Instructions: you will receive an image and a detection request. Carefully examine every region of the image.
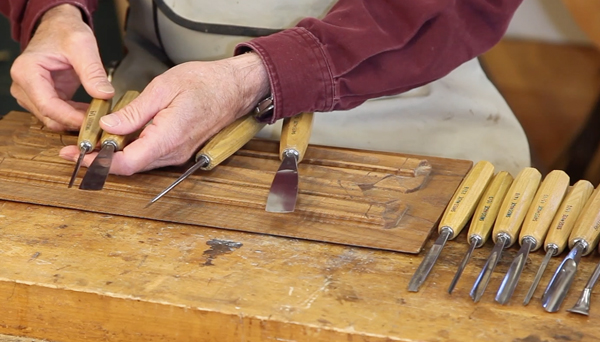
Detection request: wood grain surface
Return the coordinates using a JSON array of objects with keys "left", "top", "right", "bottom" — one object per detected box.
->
[{"left": 0, "top": 111, "right": 471, "bottom": 253}]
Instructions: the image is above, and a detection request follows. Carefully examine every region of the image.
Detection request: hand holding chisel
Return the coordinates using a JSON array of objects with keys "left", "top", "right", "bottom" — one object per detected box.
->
[
  {"left": 408, "top": 160, "right": 494, "bottom": 292},
  {"left": 523, "top": 179, "right": 594, "bottom": 305},
  {"left": 448, "top": 171, "right": 513, "bottom": 294},
  {"left": 470, "top": 167, "right": 541, "bottom": 302},
  {"left": 495, "top": 170, "right": 570, "bottom": 304}
]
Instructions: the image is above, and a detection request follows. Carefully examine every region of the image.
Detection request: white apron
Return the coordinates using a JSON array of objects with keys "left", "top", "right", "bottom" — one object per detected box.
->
[{"left": 113, "top": 0, "right": 531, "bottom": 176}]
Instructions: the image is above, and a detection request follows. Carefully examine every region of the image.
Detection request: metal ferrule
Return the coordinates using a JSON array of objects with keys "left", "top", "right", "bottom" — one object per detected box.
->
[
  {"left": 521, "top": 236, "right": 538, "bottom": 249},
  {"left": 469, "top": 235, "right": 484, "bottom": 248},
  {"left": 79, "top": 141, "right": 93, "bottom": 153},
  {"left": 440, "top": 226, "right": 455, "bottom": 239},
  {"left": 196, "top": 154, "right": 211, "bottom": 170},
  {"left": 546, "top": 243, "right": 560, "bottom": 256},
  {"left": 573, "top": 238, "right": 590, "bottom": 254},
  {"left": 102, "top": 140, "right": 119, "bottom": 150},
  {"left": 282, "top": 148, "right": 299, "bottom": 159},
  {"left": 497, "top": 232, "right": 512, "bottom": 247}
]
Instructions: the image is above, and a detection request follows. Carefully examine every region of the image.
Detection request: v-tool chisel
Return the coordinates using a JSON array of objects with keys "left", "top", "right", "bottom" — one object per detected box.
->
[
  {"left": 470, "top": 167, "right": 541, "bottom": 302},
  {"left": 523, "top": 179, "right": 594, "bottom": 305},
  {"left": 266, "top": 112, "right": 314, "bottom": 213},
  {"left": 495, "top": 170, "right": 570, "bottom": 304},
  {"left": 408, "top": 160, "right": 494, "bottom": 292},
  {"left": 146, "top": 114, "right": 267, "bottom": 207},
  {"left": 448, "top": 171, "right": 513, "bottom": 294},
  {"left": 79, "top": 90, "right": 140, "bottom": 190},
  {"left": 542, "top": 187, "right": 600, "bottom": 312}
]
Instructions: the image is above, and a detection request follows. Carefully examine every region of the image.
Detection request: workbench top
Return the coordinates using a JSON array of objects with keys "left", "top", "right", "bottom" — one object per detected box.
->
[{"left": 0, "top": 113, "right": 599, "bottom": 341}]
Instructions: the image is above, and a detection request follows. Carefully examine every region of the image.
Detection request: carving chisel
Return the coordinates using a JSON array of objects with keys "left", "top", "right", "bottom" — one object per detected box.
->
[
  {"left": 542, "top": 187, "right": 600, "bottom": 312},
  {"left": 78, "top": 90, "right": 140, "bottom": 190},
  {"left": 470, "top": 167, "right": 541, "bottom": 302},
  {"left": 265, "top": 112, "right": 314, "bottom": 213},
  {"left": 68, "top": 64, "right": 116, "bottom": 188},
  {"left": 495, "top": 170, "right": 570, "bottom": 304},
  {"left": 448, "top": 171, "right": 513, "bottom": 294},
  {"left": 146, "top": 114, "right": 267, "bottom": 207},
  {"left": 523, "top": 179, "right": 594, "bottom": 305},
  {"left": 408, "top": 160, "right": 494, "bottom": 292},
  {"left": 567, "top": 250, "right": 600, "bottom": 315}
]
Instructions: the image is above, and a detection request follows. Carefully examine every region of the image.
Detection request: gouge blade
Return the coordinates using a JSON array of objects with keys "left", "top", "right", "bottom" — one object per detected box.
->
[
  {"left": 408, "top": 228, "right": 451, "bottom": 292},
  {"left": 542, "top": 242, "right": 584, "bottom": 312},
  {"left": 495, "top": 237, "right": 535, "bottom": 304},
  {"left": 448, "top": 236, "right": 479, "bottom": 294},
  {"left": 265, "top": 150, "right": 298, "bottom": 213},
  {"left": 523, "top": 246, "right": 555, "bottom": 305},
  {"left": 470, "top": 234, "right": 509, "bottom": 302},
  {"left": 567, "top": 259, "right": 600, "bottom": 315}
]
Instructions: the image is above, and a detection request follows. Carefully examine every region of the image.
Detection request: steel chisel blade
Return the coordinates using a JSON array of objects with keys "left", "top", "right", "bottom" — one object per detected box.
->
[
  {"left": 79, "top": 145, "right": 115, "bottom": 190},
  {"left": 266, "top": 154, "right": 298, "bottom": 213}
]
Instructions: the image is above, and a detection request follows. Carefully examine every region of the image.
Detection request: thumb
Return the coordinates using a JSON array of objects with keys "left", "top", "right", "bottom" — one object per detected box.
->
[{"left": 71, "top": 50, "right": 115, "bottom": 99}]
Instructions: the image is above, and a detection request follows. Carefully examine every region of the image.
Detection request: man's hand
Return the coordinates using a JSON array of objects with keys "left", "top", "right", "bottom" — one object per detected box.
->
[
  {"left": 59, "top": 52, "right": 270, "bottom": 175},
  {"left": 10, "top": 4, "right": 114, "bottom": 131}
]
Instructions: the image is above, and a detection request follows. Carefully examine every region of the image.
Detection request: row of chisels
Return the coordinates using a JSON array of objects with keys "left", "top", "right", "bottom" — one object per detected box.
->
[
  {"left": 409, "top": 160, "right": 600, "bottom": 315},
  {"left": 68, "top": 83, "right": 314, "bottom": 212}
]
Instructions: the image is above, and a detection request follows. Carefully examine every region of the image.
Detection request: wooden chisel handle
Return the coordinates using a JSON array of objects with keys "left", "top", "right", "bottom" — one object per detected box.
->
[
  {"left": 197, "top": 114, "right": 267, "bottom": 171},
  {"left": 492, "top": 167, "right": 541, "bottom": 246},
  {"left": 519, "top": 170, "right": 570, "bottom": 251},
  {"left": 78, "top": 98, "right": 111, "bottom": 152},
  {"left": 99, "top": 90, "right": 141, "bottom": 151},
  {"left": 467, "top": 171, "right": 513, "bottom": 246},
  {"left": 279, "top": 112, "right": 314, "bottom": 163},
  {"left": 438, "top": 160, "right": 494, "bottom": 239},
  {"left": 569, "top": 187, "right": 600, "bottom": 256},
  {"left": 545, "top": 180, "right": 594, "bottom": 254}
]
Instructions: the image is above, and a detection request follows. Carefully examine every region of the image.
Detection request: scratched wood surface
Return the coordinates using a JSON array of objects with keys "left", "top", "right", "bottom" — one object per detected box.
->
[{"left": 0, "top": 111, "right": 472, "bottom": 253}]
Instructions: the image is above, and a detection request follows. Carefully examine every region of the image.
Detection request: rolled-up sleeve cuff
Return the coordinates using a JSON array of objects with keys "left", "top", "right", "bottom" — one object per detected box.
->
[
  {"left": 20, "top": 0, "right": 94, "bottom": 49},
  {"left": 235, "top": 27, "right": 334, "bottom": 123}
]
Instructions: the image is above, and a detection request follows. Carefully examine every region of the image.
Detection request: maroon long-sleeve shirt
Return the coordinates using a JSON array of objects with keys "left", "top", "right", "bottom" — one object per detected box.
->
[{"left": 0, "top": 0, "right": 521, "bottom": 123}]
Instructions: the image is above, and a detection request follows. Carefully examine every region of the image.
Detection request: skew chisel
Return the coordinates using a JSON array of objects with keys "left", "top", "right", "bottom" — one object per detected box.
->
[
  {"left": 408, "top": 160, "right": 494, "bottom": 292},
  {"left": 523, "top": 179, "right": 594, "bottom": 305},
  {"left": 470, "top": 167, "right": 541, "bottom": 302},
  {"left": 495, "top": 170, "right": 570, "bottom": 304},
  {"left": 542, "top": 187, "right": 600, "bottom": 312},
  {"left": 448, "top": 171, "right": 513, "bottom": 294}
]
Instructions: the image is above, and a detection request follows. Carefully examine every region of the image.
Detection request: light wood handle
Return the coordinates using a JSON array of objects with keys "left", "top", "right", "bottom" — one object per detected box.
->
[
  {"left": 99, "top": 90, "right": 140, "bottom": 151},
  {"left": 467, "top": 171, "right": 514, "bottom": 246},
  {"left": 197, "top": 114, "right": 266, "bottom": 171},
  {"left": 78, "top": 98, "right": 112, "bottom": 151},
  {"left": 492, "top": 167, "right": 541, "bottom": 246},
  {"left": 519, "top": 170, "right": 570, "bottom": 251},
  {"left": 545, "top": 179, "right": 594, "bottom": 254},
  {"left": 569, "top": 187, "right": 600, "bottom": 256},
  {"left": 279, "top": 112, "right": 314, "bottom": 163},
  {"left": 438, "top": 160, "right": 494, "bottom": 239}
]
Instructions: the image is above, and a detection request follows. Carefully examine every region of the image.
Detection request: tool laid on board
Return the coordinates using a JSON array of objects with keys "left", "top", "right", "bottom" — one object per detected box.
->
[
  {"left": 542, "top": 187, "right": 600, "bottom": 312},
  {"left": 523, "top": 179, "right": 594, "bottom": 305},
  {"left": 265, "top": 112, "right": 314, "bottom": 213},
  {"left": 408, "top": 160, "right": 494, "bottom": 292},
  {"left": 567, "top": 254, "right": 600, "bottom": 315},
  {"left": 495, "top": 170, "right": 570, "bottom": 304},
  {"left": 79, "top": 90, "right": 140, "bottom": 190},
  {"left": 470, "top": 167, "right": 541, "bottom": 302},
  {"left": 68, "top": 64, "right": 116, "bottom": 188},
  {"left": 146, "top": 114, "right": 267, "bottom": 207},
  {"left": 448, "top": 171, "right": 513, "bottom": 294}
]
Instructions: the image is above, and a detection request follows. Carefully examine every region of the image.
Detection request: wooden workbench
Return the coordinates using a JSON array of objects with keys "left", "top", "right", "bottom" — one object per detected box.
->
[{"left": 1, "top": 115, "right": 600, "bottom": 341}]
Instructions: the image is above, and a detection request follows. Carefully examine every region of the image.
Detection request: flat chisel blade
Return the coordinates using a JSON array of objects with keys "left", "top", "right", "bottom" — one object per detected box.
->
[
  {"left": 79, "top": 145, "right": 116, "bottom": 190},
  {"left": 266, "top": 153, "right": 299, "bottom": 213}
]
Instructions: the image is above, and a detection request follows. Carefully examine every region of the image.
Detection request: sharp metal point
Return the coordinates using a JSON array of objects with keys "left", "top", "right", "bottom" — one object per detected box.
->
[
  {"left": 523, "top": 247, "right": 555, "bottom": 305},
  {"left": 145, "top": 156, "right": 208, "bottom": 208},
  {"left": 68, "top": 148, "right": 86, "bottom": 188},
  {"left": 495, "top": 238, "right": 535, "bottom": 304},
  {"left": 470, "top": 234, "right": 509, "bottom": 302},
  {"left": 448, "top": 236, "right": 480, "bottom": 294},
  {"left": 408, "top": 228, "right": 452, "bottom": 292}
]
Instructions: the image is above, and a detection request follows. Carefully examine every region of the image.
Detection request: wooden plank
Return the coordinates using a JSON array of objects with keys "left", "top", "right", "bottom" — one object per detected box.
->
[{"left": 0, "top": 112, "right": 472, "bottom": 253}]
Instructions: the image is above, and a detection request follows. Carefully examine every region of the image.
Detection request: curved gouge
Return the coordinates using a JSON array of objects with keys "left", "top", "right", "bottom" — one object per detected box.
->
[
  {"left": 448, "top": 171, "right": 513, "bottom": 294},
  {"left": 146, "top": 114, "right": 267, "bottom": 207},
  {"left": 542, "top": 187, "right": 600, "bottom": 312},
  {"left": 567, "top": 248, "right": 600, "bottom": 315},
  {"left": 495, "top": 170, "right": 570, "bottom": 304},
  {"left": 79, "top": 91, "right": 140, "bottom": 190},
  {"left": 266, "top": 112, "right": 314, "bottom": 213},
  {"left": 470, "top": 167, "right": 541, "bottom": 302},
  {"left": 68, "top": 98, "right": 112, "bottom": 188},
  {"left": 523, "top": 179, "right": 593, "bottom": 305},
  {"left": 408, "top": 160, "right": 494, "bottom": 292}
]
